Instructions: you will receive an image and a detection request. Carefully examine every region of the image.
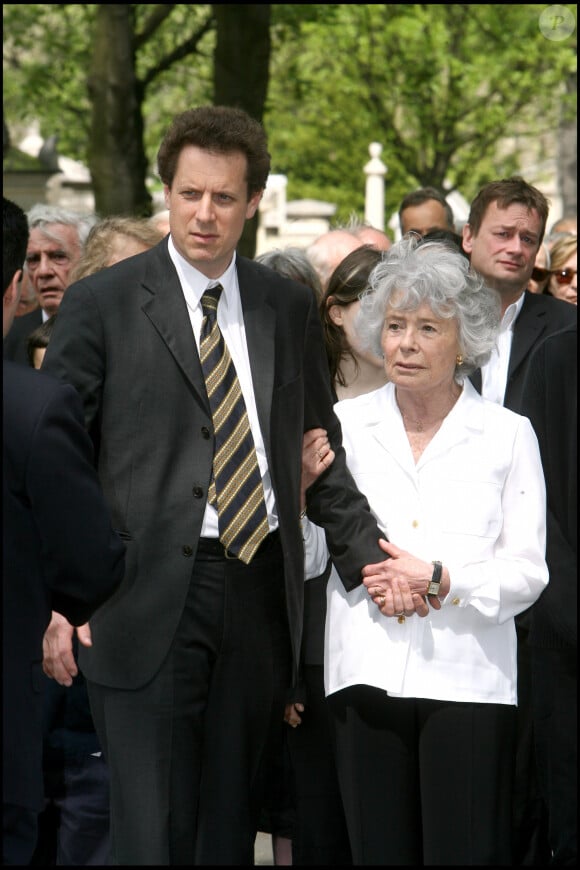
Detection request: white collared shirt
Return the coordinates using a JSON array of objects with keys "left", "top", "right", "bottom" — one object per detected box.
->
[
  {"left": 480, "top": 294, "right": 524, "bottom": 405},
  {"left": 303, "top": 380, "right": 548, "bottom": 705},
  {"left": 167, "top": 237, "right": 276, "bottom": 536}
]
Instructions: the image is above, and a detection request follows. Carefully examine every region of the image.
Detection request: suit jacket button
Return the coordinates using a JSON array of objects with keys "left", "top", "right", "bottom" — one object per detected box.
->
[
  {"left": 192, "top": 486, "right": 204, "bottom": 498},
  {"left": 182, "top": 545, "right": 193, "bottom": 557},
  {"left": 201, "top": 427, "right": 211, "bottom": 439}
]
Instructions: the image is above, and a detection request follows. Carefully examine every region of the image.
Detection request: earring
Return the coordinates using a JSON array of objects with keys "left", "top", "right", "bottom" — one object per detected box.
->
[{"left": 456, "top": 354, "right": 463, "bottom": 366}]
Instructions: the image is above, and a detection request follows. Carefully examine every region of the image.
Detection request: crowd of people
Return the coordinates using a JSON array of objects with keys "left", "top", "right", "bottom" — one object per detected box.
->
[{"left": 3, "top": 103, "right": 577, "bottom": 868}]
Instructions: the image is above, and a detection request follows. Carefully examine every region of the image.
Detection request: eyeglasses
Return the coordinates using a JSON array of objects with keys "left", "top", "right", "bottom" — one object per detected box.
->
[
  {"left": 551, "top": 268, "right": 576, "bottom": 285},
  {"left": 531, "top": 267, "right": 550, "bottom": 282}
]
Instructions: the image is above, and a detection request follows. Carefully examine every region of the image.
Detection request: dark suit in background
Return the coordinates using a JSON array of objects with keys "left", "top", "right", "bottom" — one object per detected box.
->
[
  {"left": 3, "top": 306, "right": 43, "bottom": 364},
  {"left": 520, "top": 324, "right": 577, "bottom": 866},
  {"left": 471, "top": 290, "right": 576, "bottom": 865},
  {"left": 470, "top": 290, "right": 576, "bottom": 413},
  {"left": 2, "top": 362, "right": 125, "bottom": 865}
]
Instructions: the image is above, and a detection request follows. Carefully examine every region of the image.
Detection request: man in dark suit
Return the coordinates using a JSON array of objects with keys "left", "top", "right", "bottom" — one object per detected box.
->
[
  {"left": 521, "top": 324, "right": 577, "bottom": 866},
  {"left": 462, "top": 177, "right": 577, "bottom": 414},
  {"left": 2, "top": 196, "right": 125, "bottom": 866},
  {"left": 462, "top": 177, "right": 577, "bottom": 865},
  {"left": 40, "top": 106, "right": 398, "bottom": 865},
  {"left": 3, "top": 203, "right": 95, "bottom": 365}
]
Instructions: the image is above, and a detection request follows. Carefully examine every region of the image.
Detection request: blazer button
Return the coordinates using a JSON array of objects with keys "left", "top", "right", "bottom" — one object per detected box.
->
[
  {"left": 182, "top": 545, "right": 193, "bottom": 557},
  {"left": 201, "top": 426, "right": 211, "bottom": 439},
  {"left": 192, "top": 486, "right": 204, "bottom": 498}
]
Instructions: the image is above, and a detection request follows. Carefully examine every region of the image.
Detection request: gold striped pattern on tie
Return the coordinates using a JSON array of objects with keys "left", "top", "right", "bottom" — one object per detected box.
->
[{"left": 200, "top": 285, "right": 269, "bottom": 564}]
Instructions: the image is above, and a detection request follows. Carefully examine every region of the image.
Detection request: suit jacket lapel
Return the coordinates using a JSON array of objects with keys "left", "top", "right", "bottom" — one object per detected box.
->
[
  {"left": 237, "top": 258, "right": 275, "bottom": 451},
  {"left": 469, "top": 292, "right": 545, "bottom": 396},
  {"left": 140, "top": 243, "right": 209, "bottom": 410},
  {"left": 508, "top": 293, "right": 546, "bottom": 379},
  {"left": 136, "top": 249, "right": 276, "bottom": 430}
]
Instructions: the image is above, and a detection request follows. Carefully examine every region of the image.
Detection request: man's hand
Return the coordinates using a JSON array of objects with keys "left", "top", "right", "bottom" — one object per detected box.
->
[
  {"left": 42, "top": 611, "right": 92, "bottom": 686},
  {"left": 284, "top": 702, "right": 304, "bottom": 728}
]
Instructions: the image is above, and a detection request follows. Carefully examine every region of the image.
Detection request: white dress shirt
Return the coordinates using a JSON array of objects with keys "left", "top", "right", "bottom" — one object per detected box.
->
[
  {"left": 480, "top": 294, "right": 524, "bottom": 405},
  {"left": 305, "top": 379, "right": 548, "bottom": 706},
  {"left": 167, "top": 238, "right": 277, "bottom": 536}
]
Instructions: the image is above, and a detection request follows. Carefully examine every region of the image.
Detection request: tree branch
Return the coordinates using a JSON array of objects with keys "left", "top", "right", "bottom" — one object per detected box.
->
[
  {"left": 134, "top": 5, "right": 177, "bottom": 50},
  {"left": 140, "top": 13, "right": 215, "bottom": 88}
]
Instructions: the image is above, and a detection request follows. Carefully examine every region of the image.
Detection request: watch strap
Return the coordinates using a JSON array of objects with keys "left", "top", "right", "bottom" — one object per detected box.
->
[{"left": 427, "top": 560, "right": 442, "bottom": 596}]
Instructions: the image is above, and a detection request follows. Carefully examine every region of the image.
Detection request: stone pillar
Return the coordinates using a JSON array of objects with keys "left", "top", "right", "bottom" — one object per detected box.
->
[{"left": 364, "top": 142, "right": 387, "bottom": 230}]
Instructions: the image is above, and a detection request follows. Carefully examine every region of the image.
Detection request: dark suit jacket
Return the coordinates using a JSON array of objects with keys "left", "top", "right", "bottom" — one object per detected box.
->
[
  {"left": 41, "top": 240, "right": 386, "bottom": 691},
  {"left": 3, "top": 307, "right": 43, "bottom": 365},
  {"left": 470, "top": 290, "right": 577, "bottom": 413},
  {"left": 2, "top": 361, "right": 125, "bottom": 813},
  {"left": 470, "top": 291, "right": 576, "bottom": 636},
  {"left": 520, "top": 324, "right": 577, "bottom": 649}
]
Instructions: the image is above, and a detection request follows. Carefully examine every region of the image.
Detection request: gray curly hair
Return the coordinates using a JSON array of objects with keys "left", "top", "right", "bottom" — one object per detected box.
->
[
  {"left": 26, "top": 203, "right": 97, "bottom": 248},
  {"left": 356, "top": 236, "right": 501, "bottom": 378}
]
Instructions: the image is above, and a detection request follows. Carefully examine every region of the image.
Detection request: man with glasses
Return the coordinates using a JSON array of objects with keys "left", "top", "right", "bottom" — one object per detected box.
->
[
  {"left": 3, "top": 204, "right": 95, "bottom": 365},
  {"left": 463, "top": 176, "right": 576, "bottom": 866}
]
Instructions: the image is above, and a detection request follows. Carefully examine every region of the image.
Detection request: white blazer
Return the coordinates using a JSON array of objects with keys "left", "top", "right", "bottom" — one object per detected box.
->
[{"left": 318, "top": 379, "right": 548, "bottom": 706}]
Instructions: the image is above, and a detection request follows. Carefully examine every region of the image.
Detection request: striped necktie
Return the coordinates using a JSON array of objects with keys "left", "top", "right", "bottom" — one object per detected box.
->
[{"left": 200, "top": 284, "right": 269, "bottom": 564}]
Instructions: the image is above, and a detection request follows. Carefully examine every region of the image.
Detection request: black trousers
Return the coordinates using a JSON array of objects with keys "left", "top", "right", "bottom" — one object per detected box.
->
[
  {"left": 88, "top": 536, "right": 291, "bottom": 865},
  {"left": 287, "top": 664, "right": 351, "bottom": 865},
  {"left": 531, "top": 645, "right": 577, "bottom": 866},
  {"left": 512, "top": 622, "right": 551, "bottom": 866},
  {"left": 2, "top": 803, "right": 38, "bottom": 866},
  {"left": 329, "top": 685, "right": 516, "bottom": 866}
]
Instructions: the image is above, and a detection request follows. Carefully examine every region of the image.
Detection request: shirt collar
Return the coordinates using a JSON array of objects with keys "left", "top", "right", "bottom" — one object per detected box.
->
[
  {"left": 167, "top": 236, "right": 237, "bottom": 310},
  {"left": 500, "top": 293, "right": 525, "bottom": 332}
]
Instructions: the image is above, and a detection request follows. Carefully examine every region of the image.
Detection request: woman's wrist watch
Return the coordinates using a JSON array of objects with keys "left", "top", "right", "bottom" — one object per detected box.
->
[{"left": 427, "top": 560, "right": 443, "bottom": 596}]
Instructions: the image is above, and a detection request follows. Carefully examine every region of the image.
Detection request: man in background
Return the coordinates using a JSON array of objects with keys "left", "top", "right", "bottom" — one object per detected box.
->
[
  {"left": 3, "top": 203, "right": 95, "bottom": 364},
  {"left": 2, "top": 196, "right": 124, "bottom": 865},
  {"left": 398, "top": 186, "right": 456, "bottom": 237},
  {"left": 462, "top": 176, "right": 577, "bottom": 865}
]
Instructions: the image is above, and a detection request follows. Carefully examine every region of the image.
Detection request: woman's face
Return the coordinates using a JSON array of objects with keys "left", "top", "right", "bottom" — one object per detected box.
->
[
  {"left": 381, "top": 297, "right": 461, "bottom": 395},
  {"left": 548, "top": 250, "right": 577, "bottom": 305},
  {"left": 106, "top": 233, "right": 152, "bottom": 266},
  {"left": 527, "top": 245, "right": 550, "bottom": 294},
  {"left": 328, "top": 298, "right": 383, "bottom": 369}
]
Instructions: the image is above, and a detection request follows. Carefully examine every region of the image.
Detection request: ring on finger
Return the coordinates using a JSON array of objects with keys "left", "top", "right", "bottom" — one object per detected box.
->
[{"left": 377, "top": 595, "right": 386, "bottom": 606}]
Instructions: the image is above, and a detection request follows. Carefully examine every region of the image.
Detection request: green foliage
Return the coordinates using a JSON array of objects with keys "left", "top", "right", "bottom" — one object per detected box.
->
[
  {"left": 265, "top": 4, "right": 577, "bottom": 223},
  {"left": 3, "top": 4, "right": 215, "bottom": 168},
  {"left": 3, "top": 3, "right": 577, "bottom": 223}
]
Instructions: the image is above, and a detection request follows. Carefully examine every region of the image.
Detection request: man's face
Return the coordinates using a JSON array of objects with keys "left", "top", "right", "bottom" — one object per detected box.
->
[
  {"left": 400, "top": 200, "right": 452, "bottom": 237},
  {"left": 462, "top": 201, "right": 542, "bottom": 301},
  {"left": 164, "top": 145, "right": 262, "bottom": 280},
  {"left": 25, "top": 224, "right": 82, "bottom": 315}
]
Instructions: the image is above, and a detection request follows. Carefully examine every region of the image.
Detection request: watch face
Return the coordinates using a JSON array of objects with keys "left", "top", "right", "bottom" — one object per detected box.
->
[{"left": 428, "top": 581, "right": 440, "bottom": 596}]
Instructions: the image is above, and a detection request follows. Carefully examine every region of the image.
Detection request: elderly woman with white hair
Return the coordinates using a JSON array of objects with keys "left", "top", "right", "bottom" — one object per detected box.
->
[{"left": 301, "top": 236, "right": 549, "bottom": 865}]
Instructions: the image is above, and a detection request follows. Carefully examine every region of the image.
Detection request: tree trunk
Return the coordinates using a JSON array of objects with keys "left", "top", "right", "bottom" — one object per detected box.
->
[
  {"left": 87, "top": 5, "right": 151, "bottom": 217},
  {"left": 212, "top": 4, "right": 271, "bottom": 258},
  {"left": 558, "top": 71, "right": 577, "bottom": 217}
]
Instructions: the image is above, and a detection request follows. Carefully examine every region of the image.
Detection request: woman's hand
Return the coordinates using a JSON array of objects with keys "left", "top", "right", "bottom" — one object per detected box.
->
[{"left": 362, "top": 539, "right": 445, "bottom": 618}]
